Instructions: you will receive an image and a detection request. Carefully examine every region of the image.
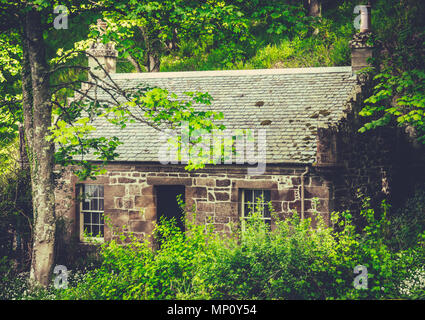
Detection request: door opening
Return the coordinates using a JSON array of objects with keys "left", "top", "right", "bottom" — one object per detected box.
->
[{"left": 155, "top": 185, "right": 185, "bottom": 231}]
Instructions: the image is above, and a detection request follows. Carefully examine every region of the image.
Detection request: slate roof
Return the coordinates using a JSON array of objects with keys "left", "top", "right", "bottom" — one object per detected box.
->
[{"left": 85, "top": 67, "right": 358, "bottom": 164}]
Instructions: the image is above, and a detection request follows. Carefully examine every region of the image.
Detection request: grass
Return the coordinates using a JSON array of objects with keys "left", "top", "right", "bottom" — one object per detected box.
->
[{"left": 160, "top": 30, "right": 351, "bottom": 72}]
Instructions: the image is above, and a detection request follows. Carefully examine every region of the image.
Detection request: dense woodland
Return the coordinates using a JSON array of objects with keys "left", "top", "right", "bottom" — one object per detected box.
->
[{"left": 0, "top": 0, "right": 425, "bottom": 300}]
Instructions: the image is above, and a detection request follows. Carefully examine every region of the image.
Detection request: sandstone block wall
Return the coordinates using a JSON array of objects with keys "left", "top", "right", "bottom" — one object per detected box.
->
[{"left": 55, "top": 164, "right": 332, "bottom": 243}]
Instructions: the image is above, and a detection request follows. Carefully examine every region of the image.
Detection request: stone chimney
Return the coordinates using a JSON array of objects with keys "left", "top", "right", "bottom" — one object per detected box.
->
[
  {"left": 86, "top": 19, "right": 118, "bottom": 80},
  {"left": 349, "top": 3, "right": 374, "bottom": 73}
]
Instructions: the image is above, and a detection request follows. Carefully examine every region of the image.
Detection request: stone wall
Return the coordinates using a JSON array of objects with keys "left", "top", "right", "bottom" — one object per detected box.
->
[
  {"left": 314, "top": 78, "right": 425, "bottom": 225},
  {"left": 55, "top": 163, "right": 332, "bottom": 243}
]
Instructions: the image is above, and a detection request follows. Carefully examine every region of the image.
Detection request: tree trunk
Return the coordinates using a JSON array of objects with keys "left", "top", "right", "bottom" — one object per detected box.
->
[
  {"left": 126, "top": 55, "right": 143, "bottom": 72},
  {"left": 147, "top": 52, "right": 160, "bottom": 72},
  {"left": 25, "top": 9, "right": 56, "bottom": 287},
  {"left": 167, "top": 28, "right": 179, "bottom": 52},
  {"left": 304, "top": 0, "right": 321, "bottom": 17},
  {"left": 139, "top": 25, "right": 161, "bottom": 72}
]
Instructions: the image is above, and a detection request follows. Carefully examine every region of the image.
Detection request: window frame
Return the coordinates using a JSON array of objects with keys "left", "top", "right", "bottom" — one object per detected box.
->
[
  {"left": 240, "top": 189, "right": 272, "bottom": 230},
  {"left": 78, "top": 184, "right": 105, "bottom": 243}
]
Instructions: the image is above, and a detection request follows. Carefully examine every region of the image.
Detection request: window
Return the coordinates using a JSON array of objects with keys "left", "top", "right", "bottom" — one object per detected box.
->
[
  {"left": 241, "top": 189, "right": 271, "bottom": 228},
  {"left": 79, "top": 184, "right": 104, "bottom": 241}
]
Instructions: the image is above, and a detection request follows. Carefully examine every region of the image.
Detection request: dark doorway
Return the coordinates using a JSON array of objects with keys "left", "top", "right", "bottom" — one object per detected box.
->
[{"left": 156, "top": 185, "right": 185, "bottom": 231}]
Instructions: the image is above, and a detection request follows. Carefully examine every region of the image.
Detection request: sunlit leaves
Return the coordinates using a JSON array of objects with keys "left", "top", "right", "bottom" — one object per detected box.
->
[
  {"left": 51, "top": 83, "right": 224, "bottom": 179},
  {"left": 359, "top": 69, "right": 425, "bottom": 141}
]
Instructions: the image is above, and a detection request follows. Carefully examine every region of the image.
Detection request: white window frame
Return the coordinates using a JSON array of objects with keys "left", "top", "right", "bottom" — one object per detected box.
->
[
  {"left": 79, "top": 184, "right": 105, "bottom": 243},
  {"left": 241, "top": 189, "right": 272, "bottom": 230}
]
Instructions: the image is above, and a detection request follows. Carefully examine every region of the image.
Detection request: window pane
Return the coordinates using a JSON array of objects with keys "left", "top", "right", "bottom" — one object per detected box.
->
[
  {"left": 254, "top": 190, "right": 263, "bottom": 203},
  {"left": 83, "top": 212, "right": 90, "bottom": 224},
  {"left": 264, "top": 205, "right": 271, "bottom": 218},
  {"left": 92, "top": 225, "right": 99, "bottom": 237},
  {"left": 244, "top": 203, "right": 251, "bottom": 217},
  {"left": 91, "top": 198, "right": 98, "bottom": 211},
  {"left": 244, "top": 190, "right": 252, "bottom": 203},
  {"left": 98, "top": 186, "right": 104, "bottom": 197},
  {"left": 264, "top": 190, "right": 271, "bottom": 202},
  {"left": 99, "top": 199, "right": 104, "bottom": 211},
  {"left": 100, "top": 225, "right": 104, "bottom": 237},
  {"left": 85, "top": 185, "right": 94, "bottom": 197},
  {"left": 84, "top": 224, "right": 92, "bottom": 236},
  {"left": 92, "top": 212, "right": 100, "bottom": 224},
  {"left": 93, "top": 185, "right": 99, "bottom": 197},
  {"left": 83, "top": 199, "right": 90, "bottom": 211}
]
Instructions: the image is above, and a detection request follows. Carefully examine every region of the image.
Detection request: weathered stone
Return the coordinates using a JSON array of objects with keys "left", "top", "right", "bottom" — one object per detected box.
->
[
  {"left": 118, "top": 177, "right": 137, "bottom": 184},
  {"left": 215, "top": 202, "right": 237, "bottom": 217},
  {"left": 233, "top": 180, "right": 277, "bottom": 189},
  {"left": 135, "top": 195, "right": 155, "bottom": 208},
  {"left": 114, "top": 197, "right": 123, "bottom": 209},
  {"left": 305, "top": 186, "right": 329, "bottom": 199},
  {"left": 215, "top": 216, "right": 229, "bottom": 224},
  {"left": 309, "top": 176, "right": 324, "bottom": 187},
  {"left": 288, "top": 200, "right": 301, "bottom": 212},
  {"left": 271, "top": 201, "right": 282, "bottom": 213},
  {"left": 197, "top": 201, "right": 215, "bottom": 213},
  {"left": 129, "top": 210, "right": 143, "bottom": 220},
  {"left": 141, "top": 186, "right": 154, "bottom": 195},
  {"left": 128, "top": 185, "right": 141, "bottom": 196},
  {"left": 195, "top": 178, "right": 215, "bottom": 187},
  {"left": 142, "top": 207, "right": 156, "bottom": 221},
  {"left": 208, "top": 192, "right": 215, "bottom": 202},
  {"left": 123, "top": 197, "right": 134, "bottom": 209},
  {"left": 190, "top": 187, "right": 207, "bottom": 199},
  {"left": 214, "top": 187, "right": 230, "bottom": 192},
  {"left": 106, "top": 210, "right": 129, "bottom": 228},
  {"left": 129, "top": 220, "right": 154, "bottom": 234},
  {"left": 279, "top": 189, "right": 295, "bottom": 201},
  {"left": 250, "top": 175, "right": 272, "bottom": 179},
  {"left": 291, "top": 177, "right": 301, "bottom": 185},
  {"left": 105, "top": 185, "right": 125, "bottom": 198},
  {"left": 147, "top": 177, "right": 192, "bottom": 185},
  {"left": 216, "top": 179, "right": 231, "bottom": 187},
  {"left": 215, "top": 192, "right": 230, "bottom": 201}
]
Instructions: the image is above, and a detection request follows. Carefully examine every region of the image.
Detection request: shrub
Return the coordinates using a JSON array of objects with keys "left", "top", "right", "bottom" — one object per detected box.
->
[
  {"left": 37, "top": 197, "right": 424, "bottom": 300},
  {"left": 388, "top": 184, "right": 425, "bottom": 251}
]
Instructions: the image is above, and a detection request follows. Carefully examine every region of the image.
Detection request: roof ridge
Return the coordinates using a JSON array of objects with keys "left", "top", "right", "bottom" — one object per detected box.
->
[{"left": 111, "top": 66, "right": 353, "bottom": 80}]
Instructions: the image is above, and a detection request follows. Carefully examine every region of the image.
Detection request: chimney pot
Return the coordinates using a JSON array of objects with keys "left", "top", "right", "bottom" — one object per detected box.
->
[
  {"left": 350, "top": 3, "right": 374, "bottom": 73},
  {"left": 360, "top": 4, "right": 372, "bottom": 33}
]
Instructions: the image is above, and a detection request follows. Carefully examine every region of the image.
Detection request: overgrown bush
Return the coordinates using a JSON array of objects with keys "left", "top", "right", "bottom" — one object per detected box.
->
[
  {"left": 0, "top": 143, "right": 33, "bottom": 300},
  {"left": 19, "top": 197, "right": 422, "bottom": 300},
  {"left": 388, "top": 184, "right": 425, "bottom": 251}
]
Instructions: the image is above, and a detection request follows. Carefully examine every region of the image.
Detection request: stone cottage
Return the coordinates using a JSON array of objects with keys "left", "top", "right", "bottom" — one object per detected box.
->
[{"left": 54, "top": 23, "right": 424, "bottom": 246}]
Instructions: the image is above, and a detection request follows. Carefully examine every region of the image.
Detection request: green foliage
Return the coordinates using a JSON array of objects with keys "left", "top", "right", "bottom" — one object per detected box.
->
[
  {"left": 357, "top": 0, "right": 425, "bottom": 140},
  {"left": 387, "top": 184, "right": 425, "bottom": 251},
  {"left": 51, "top": 210, "right": 218, "bottom": 300},
  {"left": 241, "top": 0, "right": 310, "bottom": 37},
  {"left": 0, "top": 32, "right": 22, "bottom": 149},
  {"left": 359, "top": 69, "right": 425, "bottom": 141},
  {"left": 96, "top": 0, "right": 252, "bottom": 71},
  {"left": 160, "top": 12, "right": 352, "bottom": 71},
  {"left": 49, "top": 85, "right": 224, "bottom": 179},
  {"left": 0, "top": 157, "right": 32, "bottom": 274},
  {"left": 17, "top": 197, "right": 424, "bottom": 300}
]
